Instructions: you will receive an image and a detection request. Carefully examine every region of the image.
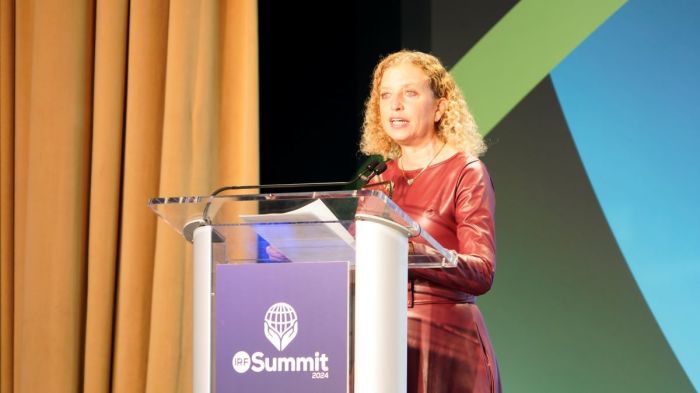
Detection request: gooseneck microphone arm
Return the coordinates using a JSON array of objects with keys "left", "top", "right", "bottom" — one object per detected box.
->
[
  {"left": 208, "top": 178, "right": 361, "bottom": 196},
  {"left": 196, "top": 160, "right": 387, "bottom": 230},
  {"left": 207, "top": 160, "right": 384, "bottom": 197}
]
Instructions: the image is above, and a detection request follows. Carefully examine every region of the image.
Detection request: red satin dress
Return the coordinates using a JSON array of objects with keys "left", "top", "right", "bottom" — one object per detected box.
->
[{"left": 373, "top": 152, "right": 501, "bottom": 393}]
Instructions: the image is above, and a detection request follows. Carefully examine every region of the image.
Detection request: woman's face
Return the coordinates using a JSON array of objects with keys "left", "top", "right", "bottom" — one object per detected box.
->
[{"left": 379, "top": 63, "right": 444, "bottom": 148}]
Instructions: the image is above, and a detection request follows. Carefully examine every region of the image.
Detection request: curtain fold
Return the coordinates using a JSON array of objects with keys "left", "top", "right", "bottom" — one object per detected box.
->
[
  {"left": 1, "top": 0, "right": 15, "bottom": 392},
  {"left": 13, "top": 1, "right": 94, "bottom": 391},
  {"left": 145, "top": 0, "right": 215, "bottom": 391},
  {"left": 82, "top": 0, "right": 129, "bottom": 392},
  {"left": 0, "top": 0, "right": 258, "bottom": 392},
  {"left": 218, "top": 0, "right": 259, "bottom": 261},
  {"left": 110, "top": 0, "right": 169, "bottom": 391}
]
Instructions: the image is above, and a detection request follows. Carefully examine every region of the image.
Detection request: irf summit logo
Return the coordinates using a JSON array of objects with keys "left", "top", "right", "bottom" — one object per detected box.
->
[{"left": 231, "top": 302, "right": 329, "bottom": 375}]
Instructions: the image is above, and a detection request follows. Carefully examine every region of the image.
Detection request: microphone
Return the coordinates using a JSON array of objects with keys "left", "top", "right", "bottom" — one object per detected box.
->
[
  {"left": 359, "top": 161, "right": 387, "bottom": 185},
  {"left": 183, "top": 159, "right": 388, "bottom": 241}
]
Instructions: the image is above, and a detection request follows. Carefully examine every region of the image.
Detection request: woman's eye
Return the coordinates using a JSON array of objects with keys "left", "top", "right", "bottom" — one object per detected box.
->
[
  {"left": 405, "top": 90, "right": 417, "bottom": 97},
  {"left": 380, "top": 92, "right": 390, "bottom": 99}
]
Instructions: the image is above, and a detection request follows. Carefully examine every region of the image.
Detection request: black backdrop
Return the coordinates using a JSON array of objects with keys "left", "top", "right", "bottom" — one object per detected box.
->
[
  {"left": 258, "top": 0, "right": 402, "bottom": 184},
  {"left": 258, "top": 0, "right": 517, "bottom": 184}
]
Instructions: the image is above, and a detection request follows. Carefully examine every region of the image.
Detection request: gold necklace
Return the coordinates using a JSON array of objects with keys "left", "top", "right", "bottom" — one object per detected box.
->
[{"left": 399, "top": 142, "right": 446, "bottom": 185}]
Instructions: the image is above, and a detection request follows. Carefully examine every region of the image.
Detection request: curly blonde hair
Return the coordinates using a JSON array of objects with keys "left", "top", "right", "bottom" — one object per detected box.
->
[{"left": 360, "top": 50, "right": 486, "bottom": 159}]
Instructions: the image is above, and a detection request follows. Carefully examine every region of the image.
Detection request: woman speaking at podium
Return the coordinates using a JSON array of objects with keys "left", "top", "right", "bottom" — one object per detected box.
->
[{"left": 361, "top": 50, "right": 501, "bottom": 393}]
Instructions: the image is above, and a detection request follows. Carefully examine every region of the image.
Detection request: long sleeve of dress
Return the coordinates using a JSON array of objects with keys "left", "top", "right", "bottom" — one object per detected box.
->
[{"left": 408, "top": 159, "right": 497, "bottom": 296}]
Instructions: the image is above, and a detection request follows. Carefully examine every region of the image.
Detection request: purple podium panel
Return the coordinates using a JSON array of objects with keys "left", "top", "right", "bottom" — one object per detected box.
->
[{"left": 215, "top": 262, "right": 349, "bottom": 393}]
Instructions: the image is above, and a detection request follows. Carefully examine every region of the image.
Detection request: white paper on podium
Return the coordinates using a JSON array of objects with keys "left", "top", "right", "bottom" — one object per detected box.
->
[{"left": 239, "top": 199, "right": 356, "bottom": 263}]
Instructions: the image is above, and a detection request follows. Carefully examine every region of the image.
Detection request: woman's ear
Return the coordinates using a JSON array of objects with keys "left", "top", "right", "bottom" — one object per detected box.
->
[{"left": 434, "top": 98, "right": 447, "bottom": 122}]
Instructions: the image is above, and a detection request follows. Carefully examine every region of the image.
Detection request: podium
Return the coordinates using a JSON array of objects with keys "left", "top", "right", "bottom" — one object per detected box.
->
[{"left": 149, "top": 189, "right": 457, "bottom": 393}]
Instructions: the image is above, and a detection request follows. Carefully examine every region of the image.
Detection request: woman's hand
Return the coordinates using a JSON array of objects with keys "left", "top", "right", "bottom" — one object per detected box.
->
[{"left": 266, "top": 245, "right": 290, "bottom": 262}]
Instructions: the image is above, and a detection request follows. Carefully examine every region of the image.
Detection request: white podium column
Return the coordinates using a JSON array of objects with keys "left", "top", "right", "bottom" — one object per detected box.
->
[
  {"left": 354, "top": 216, "right": 409, "bottom": 393},
  {"left": 193, "top": 226, "right": 213, "bottom": 393}
]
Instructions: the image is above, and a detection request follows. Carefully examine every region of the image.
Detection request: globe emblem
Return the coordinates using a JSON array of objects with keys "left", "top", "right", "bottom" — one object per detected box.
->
[{"left": 264, "top": 302, "right": 298, "bottom": 351}]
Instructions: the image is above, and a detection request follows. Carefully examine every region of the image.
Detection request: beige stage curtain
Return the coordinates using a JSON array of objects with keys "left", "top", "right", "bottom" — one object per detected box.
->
[{"left": 0, "top": 1, "right": 259, "bottom": 392}]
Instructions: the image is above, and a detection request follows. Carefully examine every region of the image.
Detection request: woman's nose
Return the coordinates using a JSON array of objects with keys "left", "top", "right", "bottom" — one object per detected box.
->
[{"left": 391, "top": 96, "right": 403, "bottom": 110}]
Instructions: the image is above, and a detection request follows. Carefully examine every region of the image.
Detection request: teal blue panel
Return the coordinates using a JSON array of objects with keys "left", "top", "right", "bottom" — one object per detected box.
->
[{"left": 551, "top": 0, "right": 700, "bottom": 390}]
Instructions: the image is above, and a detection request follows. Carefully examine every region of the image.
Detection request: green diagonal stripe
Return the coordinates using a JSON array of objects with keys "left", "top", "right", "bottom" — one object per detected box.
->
[{"left": 451, "top": 0, "right": 627, "bottom": 135}]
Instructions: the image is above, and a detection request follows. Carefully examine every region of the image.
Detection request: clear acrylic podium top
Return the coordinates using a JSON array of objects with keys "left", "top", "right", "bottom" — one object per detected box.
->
[{"left": 149, "top": 189, "right": 457, "bottom": 268}]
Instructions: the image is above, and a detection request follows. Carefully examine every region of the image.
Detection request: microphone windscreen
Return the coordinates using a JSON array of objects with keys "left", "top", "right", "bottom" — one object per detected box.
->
[{"left": 373, "top": 161, "right": 387, "bottom": 175}]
